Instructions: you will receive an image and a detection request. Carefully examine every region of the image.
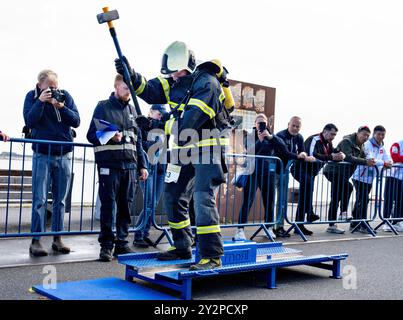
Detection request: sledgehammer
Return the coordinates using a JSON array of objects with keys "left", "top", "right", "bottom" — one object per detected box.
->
[{"left": 97, "top": 7, "right": 142, "bottom": 116}]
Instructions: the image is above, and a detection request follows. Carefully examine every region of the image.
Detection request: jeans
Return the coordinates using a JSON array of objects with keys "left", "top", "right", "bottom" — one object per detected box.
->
[
  {"left": 135, "top": 166, "right": 166, "bottom": 240},
  {"left": 238, "top": 171, "right": 276, "bottom": 225},
  {"left": 31, "top": 152, "right": 72, "bottom": 240},
  {"left": 275, "top": 173, "right": 287, "bottom": 228},
  {"left": 383, "top": 177, "right": 403, "bottom": 219}
]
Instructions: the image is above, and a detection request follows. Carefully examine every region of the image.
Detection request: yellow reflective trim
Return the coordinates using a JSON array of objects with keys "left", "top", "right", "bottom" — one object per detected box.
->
[
  {"left": 157, "top": 76, "right": 170, "bottom": 103},
  {"left": 197, "top": 225, "right": 221, "bottom": 235},
  {"left": 135, "top": 76, "right": 146, "bottom": 95},
  {"left": 164, "top": 118, "right": 175, "bottom": 135},
  {"left": 171, "top": 138, "right": 230, "bottom": 149},
  {"left": 168, "top": 101, "right": 185, "bottom": 111},
  {"left": 94, "top": 144, "right": 136, "bottom": 153},
  {"left": 188, "top": 98, "right": 216, "bottom": 119},
  {"left": 219, "top": 89, "right": 225, "bottom": 102},
  {"left": 169, "top": 219, "right": 191, "bottom": 230}
]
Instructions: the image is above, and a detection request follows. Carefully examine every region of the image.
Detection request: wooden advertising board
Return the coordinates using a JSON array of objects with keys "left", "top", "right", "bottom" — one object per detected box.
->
[{"left": 218, "top": 80, "right": 277, "bottom": 224}]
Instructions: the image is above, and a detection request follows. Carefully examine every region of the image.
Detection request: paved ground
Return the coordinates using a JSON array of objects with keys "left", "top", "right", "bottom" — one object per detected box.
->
[{"left": 0, "top": 224, "right": 402, "bottom": 300}]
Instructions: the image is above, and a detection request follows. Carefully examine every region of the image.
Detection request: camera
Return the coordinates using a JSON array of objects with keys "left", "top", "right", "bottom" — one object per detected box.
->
[
  {"left": 258, "top": 122, "right": 267, "bottom": 133},
  {"left": 50, "top": 88, "right": 66, "bottom": 103}
]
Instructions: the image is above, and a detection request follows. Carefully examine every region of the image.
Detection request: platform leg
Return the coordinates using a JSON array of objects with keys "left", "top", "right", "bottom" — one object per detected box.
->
[
  {"left": 250, "top": 225, "right": 263, "bottom": 241},
  {"left": 125, "top": 266, "right": 135, "bottom": 282},
  {"left": 266, "top": 268, "right": 277, "bottom": 289},
  {"left": 181, "top": 279, "right": 192, "bottom": 300},
  {"left": 330, "top": 260, "right": 342, "bottom": 279}
]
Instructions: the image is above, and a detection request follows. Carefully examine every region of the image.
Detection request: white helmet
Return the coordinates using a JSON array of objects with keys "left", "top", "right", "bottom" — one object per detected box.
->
[{"left": 161, "top": 41, "right": 196, "bottom": 76}]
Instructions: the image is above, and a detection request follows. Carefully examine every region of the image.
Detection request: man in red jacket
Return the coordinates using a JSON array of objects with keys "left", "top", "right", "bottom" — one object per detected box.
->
[{"left": 383, "top": 140, "right": 403, "bottom": 232}]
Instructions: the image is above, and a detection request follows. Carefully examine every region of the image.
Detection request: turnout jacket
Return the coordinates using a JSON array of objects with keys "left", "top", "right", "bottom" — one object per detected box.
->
[
  {"left": 132, "top": 70, "right": 227, "bottom": 151},
  {"left": 86, "top": 93, "right": 147, "bottom": 170},
  {"left": 23, "top": 86, "right": 80, "bottom": 155}
]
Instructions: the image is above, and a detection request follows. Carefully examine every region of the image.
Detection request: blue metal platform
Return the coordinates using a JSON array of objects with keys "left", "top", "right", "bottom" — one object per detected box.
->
[
  {"left": 119, "top": 241, "right": 348, "bottom": 300},
  {"left": 33, "top": 277, "right": 179, "bottom": 300},
  {"left": 33, "top": 241, "right": 347, "bottom": 300}
]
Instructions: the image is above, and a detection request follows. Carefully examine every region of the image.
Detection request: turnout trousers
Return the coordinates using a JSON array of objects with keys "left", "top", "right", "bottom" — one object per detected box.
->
[{"left": 164, "top": 159, "right": 226, "bottom": 259}]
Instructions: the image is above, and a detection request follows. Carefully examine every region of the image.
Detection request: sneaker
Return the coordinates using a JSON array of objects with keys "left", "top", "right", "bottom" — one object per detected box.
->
[
  {"left": 113, "top": 245, "right": 134, "bottom": 256},
  {"left": 266, "top": 227, "right": 276, "bottom": 240},
  {"left": 274, "top": 227, "right": 291, "bottom": 238},
  {"left": 133, "top": 239, "right": 149, "bottom": 248},
  {"left": 339, "top": 212, "right": 352, "bottom": 221},
  {"left": 143, "top": 237, "right": 156, "bottom": 247},
  {"left": 233, "top": 228, "right": 246, "bottom": 241},
  {"left": 156, "top": 247, "right": 192, "bottom": 261},
  {"left": 307, "top": 214, "right": 320, "bottom": 223},
  {"left": 99, "top": 248, "right": 113, "bottom": 262},
  {"left": 382, "top": 224, "right": 393, "bottom": 232},
  {"left": 326, "top": 225, "right": 345, "bottom": 234},
  {"left": 29, "top": 239, "right": 48, "bottom": 257},
  {"left": 189, "top": 258, "right": 222, "bottom": 271},
  {"left": 394, "top": 222, "right": 403, "bottom": 232},
  {"left": 295, "top": 225, "right": 313, "bottom": 236},
  {"left": 357, "top": 226, "right": 371, "bottom": 234}
]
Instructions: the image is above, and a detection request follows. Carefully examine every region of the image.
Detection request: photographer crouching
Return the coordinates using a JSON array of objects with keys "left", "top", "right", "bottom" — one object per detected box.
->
[{"left": 23, "top": 70, "right": 80, "bottom": 257}]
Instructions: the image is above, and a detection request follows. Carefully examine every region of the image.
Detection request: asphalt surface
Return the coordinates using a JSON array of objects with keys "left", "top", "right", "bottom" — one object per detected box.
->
[{"left": 0, "top": 234, "right": 402, "bottom": 300}]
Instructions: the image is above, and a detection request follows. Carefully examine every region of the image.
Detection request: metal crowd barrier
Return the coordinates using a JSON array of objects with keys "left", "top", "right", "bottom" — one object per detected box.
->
[
  {"left": 283, "top": 160, "right": 380, "bottom": 241},
  {"left": 374, "top": 164, "right": 403, "bottom": 234},
  {"left": 151, "top": 154, "right": 285, "bottom": 245},
  {"left": 0, "top": 138, "right": 150, "bottom": 238}
]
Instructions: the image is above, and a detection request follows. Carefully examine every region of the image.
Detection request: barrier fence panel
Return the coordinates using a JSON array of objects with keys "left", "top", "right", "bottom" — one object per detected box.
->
[
  {"left": 374, "top": 164, "right": 403, "bottom": 234},
  {"left": 0, "top": 138, "right": 150, "bottom": 239},
  {"left": 283, "top": 160, "right": 380, "bottom": 241},
  {"left": 151, "top": 154, "right": 285, "bottom": 245}
]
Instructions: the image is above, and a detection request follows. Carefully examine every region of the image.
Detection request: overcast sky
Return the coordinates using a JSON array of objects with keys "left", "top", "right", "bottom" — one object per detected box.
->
[{"left": 1, "top": 0, "right": 402, "bottom": 154}]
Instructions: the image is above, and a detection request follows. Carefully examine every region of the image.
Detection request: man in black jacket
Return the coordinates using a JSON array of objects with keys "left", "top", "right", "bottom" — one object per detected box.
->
[
  {"left": 87, "top": 75, "right": 148, "bottom": 262},
  {"left": 293, "top": 124, "right": 345, "bottom": 235},
  {"left": 275, "top": 116, "right": 315, "bottom": 237},
  {"left": 234, "top": 114, "right": 288, "bottom": 241}
]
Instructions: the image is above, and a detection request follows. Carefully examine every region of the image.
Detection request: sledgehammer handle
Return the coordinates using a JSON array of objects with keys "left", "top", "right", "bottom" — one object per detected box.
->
[{"left": 102, "top": 7, "right": 142, "bottom": 116}]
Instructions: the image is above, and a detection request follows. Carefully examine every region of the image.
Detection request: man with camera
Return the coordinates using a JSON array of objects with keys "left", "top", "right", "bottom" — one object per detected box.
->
[
  {"left": 87, "top": 74, "right": 148, "bottom": 262},
  {"left": 23, "top": 69, "right": 80, "bottom": 257}
]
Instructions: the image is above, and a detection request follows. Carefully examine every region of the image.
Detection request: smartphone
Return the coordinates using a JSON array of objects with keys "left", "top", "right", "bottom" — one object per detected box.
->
[{"left": 258, "top": 122, "right": 267, "bottom": 133}]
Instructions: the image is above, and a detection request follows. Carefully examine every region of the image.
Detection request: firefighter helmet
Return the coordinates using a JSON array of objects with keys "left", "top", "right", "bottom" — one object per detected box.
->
[{"left": 161, "top": 41, "right": 196, "bottom": 76}]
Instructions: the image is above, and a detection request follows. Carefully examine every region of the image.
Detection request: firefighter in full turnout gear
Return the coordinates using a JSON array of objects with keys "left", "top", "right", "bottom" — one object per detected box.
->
[{"left": 115, "top": 41, "right": 231, "bottom": 270}]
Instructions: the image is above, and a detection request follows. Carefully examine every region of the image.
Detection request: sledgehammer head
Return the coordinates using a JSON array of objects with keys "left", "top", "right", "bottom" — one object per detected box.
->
[{"left": 97, "top": 7, "right": 119, "bottom": 28}]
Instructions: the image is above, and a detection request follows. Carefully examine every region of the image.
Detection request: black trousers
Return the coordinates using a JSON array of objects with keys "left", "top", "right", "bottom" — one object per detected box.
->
[
  {"left": 98, "top": 167, "right": 136, "bottom": 250},
  {"left": 352, "top": 180, "right": 373, "bottom": 221},
  {"left": 324, "top": 172, "right": 353, "bottom": 223},
  {"left": 292, "top": 168, "right": 316, "bottom": 222},
  {"left": 383, "top": 177, "right": 403, "bottom": 219}
]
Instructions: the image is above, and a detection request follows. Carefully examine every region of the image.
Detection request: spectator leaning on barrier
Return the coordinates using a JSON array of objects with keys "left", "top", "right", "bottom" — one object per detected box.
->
[
  {"left": 293, "top": 123, "right": 346, "bottom": 235},
  {"left": 275, "top": 116, "right": 316, "bottom": 237},
  {"left": 87, "top": 74, "right": 148, "bottom": 262},
  {"left": 323, "top": 126, "right": 376, "bottom": 233},
  {"left": 351, "top": 126, "right": 392, "bottom": 234},
  {"left": 234, "top": 113, "right": 289, "bottom": 241},
  {"left": 133, "top": 104, "right": 168, "bottom": 248},
  {"left": 23, "top": 69, "right": 80, "bottom": 257},
  {"left": 0, "top": 131, "right": 9, "bottom": 142},
  {"left": 383, "top": 139, "right": 403, "bottom": 232}
]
